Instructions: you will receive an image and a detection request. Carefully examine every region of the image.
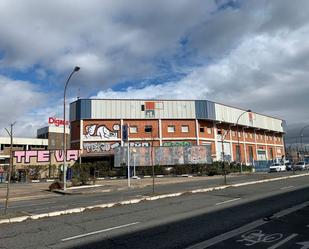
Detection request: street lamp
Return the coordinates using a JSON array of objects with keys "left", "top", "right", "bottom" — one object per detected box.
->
[
  {"left": 299, "top": 124, "right": 309, "bottom": 159},
  {"left": 4, "top": 122, "right": 16, "bottom": 214},
  {"left": 63, "top": 66, "right": 80, "bottom": 191},
  {"left": 236, "top": 109, "right": 251, "bottom": 173}
]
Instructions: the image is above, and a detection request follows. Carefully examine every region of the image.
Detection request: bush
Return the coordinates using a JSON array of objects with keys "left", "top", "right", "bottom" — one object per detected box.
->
[{"left": 48, "top": 181, "right": 63, "bottom": 191}]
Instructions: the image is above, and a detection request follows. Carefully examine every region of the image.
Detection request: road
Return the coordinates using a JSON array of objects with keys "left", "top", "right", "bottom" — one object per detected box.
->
[
  {"left": 0, "top": 171, "right": 305, "bottom": 215},
  {"left": 0, "top": 174, "right": 309, "bottom": 249}
]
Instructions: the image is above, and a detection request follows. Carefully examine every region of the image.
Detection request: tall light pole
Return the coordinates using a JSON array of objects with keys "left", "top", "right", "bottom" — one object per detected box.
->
[
  {"left": 63, "top": 66, "right": 80, "bottom": 191},
  {"left": 4, "top": 122, "right": 16, "bottom": 215},
  {"left": 236, "top": 109, "right": 251, "bottom": 173},
  {"left": 300, "top": 124, "right": 309, "bottom": 159}
]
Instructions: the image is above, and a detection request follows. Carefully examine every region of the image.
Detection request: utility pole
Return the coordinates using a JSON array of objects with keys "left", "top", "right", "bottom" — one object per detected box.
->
[
  {"left": 220, "top": 129, "right": 228, "bottom": 185},
  {"left": 4, "top": 122, "right": 16, "bottom": 215}
]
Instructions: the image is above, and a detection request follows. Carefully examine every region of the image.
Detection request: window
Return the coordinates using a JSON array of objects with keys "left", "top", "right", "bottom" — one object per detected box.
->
[
  {"left": 141, "top": 105, "right": 145, "bottom": 111},
  {"left": 245, "top": 132, "right": 248, "bottom": 138},
  {"left": 181, "top": 125, "right": 189, "bottom": 133},
  {"left": 130, "top": 126, "right": 138, "bottom": 134},
  {"left": 200, "top": 127, "right": 205, "bottom": 133},
  {"left": 250, "top": 133, "right": 253, "bottom": 139},
  {"left": 207, "top": 128, "right": 212, "bottom": 134},
  {"left": 168, "top": 126, "right": 175, "bottom": 133},
  {"left": 238, "top": 132, "right": 241, "bottom": 138},
  {"left": 232, "top": 131, "right": 236, "bottom": 136},
  {"left": 278, "top": 137, "right": 281, "bottom": 142},
  {"left": 145, "top": 125, "right": 152, "bottom": 133}
]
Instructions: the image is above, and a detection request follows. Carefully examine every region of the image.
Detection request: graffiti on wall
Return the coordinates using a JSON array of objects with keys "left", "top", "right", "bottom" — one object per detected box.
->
[
  {"left": 114, "top": 145, "right": 212, "bottom": 167},
  {"left": 83, "top": 124, "right": 120, "bottom": 141},
  {"left": 14, "top": 150, "right": 79, "bottom": 164},
  {"left": 163, "top": 141, "right": 192, "bottom": 147},
  {"left": 83, "top": 142, "right": 120, "bottom": 153},
  {"left": 83, "top": 141, "right": 150, "bottom": 153}
]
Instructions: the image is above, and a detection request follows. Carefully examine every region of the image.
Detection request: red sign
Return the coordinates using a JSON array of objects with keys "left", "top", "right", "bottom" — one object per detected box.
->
[{"left": 48, "top": 117, "right": 69, "bottom": 127}]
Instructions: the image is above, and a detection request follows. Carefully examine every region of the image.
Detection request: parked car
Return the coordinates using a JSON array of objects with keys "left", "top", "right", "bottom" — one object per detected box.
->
[
  {"left": 294, "top": 161, "right": 308, "bottom": 171},
  {"left": 269, "top": 163, "right": 287, "bottom": 172},
  {"left": 285, "top": 162, "right": 294, "bottom": 171}
]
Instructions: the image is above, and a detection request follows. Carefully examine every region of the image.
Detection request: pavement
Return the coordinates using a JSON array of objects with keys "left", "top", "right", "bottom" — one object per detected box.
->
[{"left": 0, "top": 174, "right": 309, "bottom": 249}]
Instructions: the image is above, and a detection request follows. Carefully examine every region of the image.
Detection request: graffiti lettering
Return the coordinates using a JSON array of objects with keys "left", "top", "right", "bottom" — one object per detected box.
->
[
  {"left": 163, "top": 141, "right": 192, "bottom": 147},
  {"left": 83, "top": 142, "right": 120, "bottom": 153},
  {"left": 13, "top": 150, "right": 79, "bottom": 164},
  {"left": 124, "top": 142, "right": 150, "bottom": 147}
]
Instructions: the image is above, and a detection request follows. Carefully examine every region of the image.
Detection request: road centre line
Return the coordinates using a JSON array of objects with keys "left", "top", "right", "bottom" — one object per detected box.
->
[
  {"left": 280, "top": 186, "right": 294, "bottom": 190},
  {"left": 267, "top": 233, "right": 298, "bottom": 249},
  {"left": 61, "top": 222, "right": 140, "bottom": 242},
  {"left": 186, "top": 201, "right": 309, "bottom": 249},
  {"left": 215, "top": 198, "right": 241, "bottom": 205}
]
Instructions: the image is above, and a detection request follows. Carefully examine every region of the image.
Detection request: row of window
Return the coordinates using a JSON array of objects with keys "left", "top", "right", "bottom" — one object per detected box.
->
[
  {"left": 129, "top": 125, "right": 213, "bottom": 134},
  {"left": 129, "top": 126, "right": 281, "bottom": 142},
  {"left": 219, "top": 130, "right": 282, "bottom": 142}
]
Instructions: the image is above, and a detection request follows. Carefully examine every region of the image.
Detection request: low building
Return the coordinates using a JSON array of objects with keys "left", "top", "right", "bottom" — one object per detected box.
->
[
  {"left": 69, "top": 99, "right": 285, "bottom": 167},
  {"left": 0, "top": 118, "right": 75, "bottom": 182}
]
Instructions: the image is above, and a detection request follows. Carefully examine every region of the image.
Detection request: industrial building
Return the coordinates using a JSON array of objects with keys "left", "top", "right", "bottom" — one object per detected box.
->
[{"left": 70, "top": 99, "right": 285, "bottom": 166}]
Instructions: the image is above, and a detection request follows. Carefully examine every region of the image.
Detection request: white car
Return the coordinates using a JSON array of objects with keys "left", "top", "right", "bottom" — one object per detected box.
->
[
  {"left": 294, "top": 161, "right": 308, "bottom": 171},
  {"left": 269, "top": 163, "right": 286, "bottom": 172}
]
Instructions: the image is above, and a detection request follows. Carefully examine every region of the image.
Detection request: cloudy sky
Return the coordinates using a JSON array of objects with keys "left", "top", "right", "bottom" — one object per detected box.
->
[{"left": 0, "top": 0, "right": 308, "bottom": 143}]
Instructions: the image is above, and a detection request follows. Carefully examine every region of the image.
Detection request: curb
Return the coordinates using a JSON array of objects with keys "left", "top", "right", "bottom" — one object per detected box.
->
[{"left": 1, "top": 172, "right": 309, "bottom": 225}]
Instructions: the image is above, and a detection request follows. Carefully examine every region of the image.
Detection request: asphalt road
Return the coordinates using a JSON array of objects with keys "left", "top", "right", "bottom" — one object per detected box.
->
[
  {"left": 0, "top": 171, "right": 305, "bottom": 215},
  {"left": 0, "top": 175, "right": 309, "bottom": 249}
]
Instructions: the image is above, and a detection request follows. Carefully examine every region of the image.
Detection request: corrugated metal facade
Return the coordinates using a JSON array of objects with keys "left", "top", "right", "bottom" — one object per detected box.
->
[
  {"left": 214, "top": 103, "right": 284, "bottom": 132},
  {"left": 70, "top": 99, "right": 284, "bottom": 133},
  {"left": 90, "top": 99, "right": 196, "bottom": 119}
]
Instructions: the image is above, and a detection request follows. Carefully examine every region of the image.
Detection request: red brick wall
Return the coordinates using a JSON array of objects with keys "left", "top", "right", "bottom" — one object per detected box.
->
[
  {"left": 161, "top": 119, "right": 196, "bottom": 138},
  {"left": 70, "top": 121, "right": 80, "bottom": 141}
]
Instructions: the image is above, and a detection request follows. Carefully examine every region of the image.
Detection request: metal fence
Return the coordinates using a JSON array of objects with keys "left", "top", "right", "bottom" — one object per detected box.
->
[{"left": 114, "top": 145, "right": 212, "bottom": 167}]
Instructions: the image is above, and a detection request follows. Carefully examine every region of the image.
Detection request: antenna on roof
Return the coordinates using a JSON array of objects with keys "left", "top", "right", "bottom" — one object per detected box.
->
[{"left": 77, "top": 88, "right": 80, "bottom": 100}]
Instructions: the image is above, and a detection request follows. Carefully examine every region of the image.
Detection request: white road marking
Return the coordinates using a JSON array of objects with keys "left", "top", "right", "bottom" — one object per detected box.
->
[
  {"left": 215, "top": 198, "right": 241, "bottom": 205},
  {"left": 296, "top": 241, "right": 309, "bottom": 249},
  {"left": 267, "top": 233, "right": 298, "bottom": 249},
  {"left": 61, "top": 222, "right": 140, "bottom": 242},
  {"left": 280, "top": 186, "right": 294, "bottom": 190},
  {"left": 186, "top": 201, "right": 309, "bottom": 249}
]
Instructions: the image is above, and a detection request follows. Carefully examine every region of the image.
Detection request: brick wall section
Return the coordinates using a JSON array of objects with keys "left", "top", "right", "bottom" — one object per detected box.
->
[
  {"left": 126, "top": 119, "right": 159, "bottom": 139},
  {"left": 198, "top": 120, "right": 214, "bottom": 139},
  {"left": 70, "top": 121, "right": 80, "bottom": 141},
  {"left": 161, "top": 119, "right": 196, "bottom": 138},
  {"left": 70, "top": 118, "right": 285, "bottom": 162}
]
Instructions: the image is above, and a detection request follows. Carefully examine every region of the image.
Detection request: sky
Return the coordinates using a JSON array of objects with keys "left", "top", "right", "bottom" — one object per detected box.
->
[{"left": 0, "top": 0, "right": 308, "bottom": 143}]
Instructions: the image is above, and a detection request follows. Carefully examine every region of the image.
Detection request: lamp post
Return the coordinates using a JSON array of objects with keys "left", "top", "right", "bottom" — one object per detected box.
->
[
  {"left": 236, "top": 109, "right": 251, "bottom": 173},
  {"left": 63, "top": 66, "right": 80, "bottom": 191},
  {"left": 220, "top": 129, "right": 229, "bottom": 185},
  {"left": 4, "top": 122, "right": 16, "bottom": 215},
  {"left": 300, "top": 124, "right": 309, "bottom": 159}
]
